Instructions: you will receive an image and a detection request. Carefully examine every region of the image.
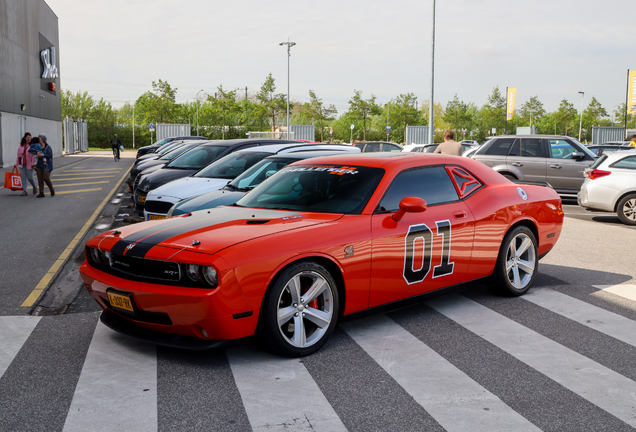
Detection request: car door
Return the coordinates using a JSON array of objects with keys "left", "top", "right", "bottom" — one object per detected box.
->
[
  {"left": 506, "top": 138, "right": 547, "bottom": 183},
  {"left": 370, "top": 166, "right": 475, "bottom": 307},
  {"left": 546, "top": 138, "right": 594, "bottom": 192}
]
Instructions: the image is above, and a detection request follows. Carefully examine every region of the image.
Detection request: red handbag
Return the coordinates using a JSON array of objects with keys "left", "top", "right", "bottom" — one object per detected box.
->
[{"left": 4, "top": 167, "right": 23, "bottom": 191}]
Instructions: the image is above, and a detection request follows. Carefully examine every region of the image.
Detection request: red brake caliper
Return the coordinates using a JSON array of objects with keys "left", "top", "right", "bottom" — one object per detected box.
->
[{"left": 308, "top": 298, "right": 318, "bottom": 309}]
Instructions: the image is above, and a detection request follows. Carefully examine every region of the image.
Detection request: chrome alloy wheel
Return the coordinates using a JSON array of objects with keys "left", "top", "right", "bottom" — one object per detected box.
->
[
  {"left": 622, "top": 198, "right": 636, "bottom": 222},
  {"left": 505, "top": 233, "right": 536, "bottom": 290},
  {"left": 276, "top": 270, "right": 334, "bottom": 348}
]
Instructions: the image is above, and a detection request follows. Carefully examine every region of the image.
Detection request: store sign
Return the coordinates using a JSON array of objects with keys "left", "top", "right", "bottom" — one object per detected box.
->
[{"left": 40, "top": 47, "right": 58, "bottom": 79}]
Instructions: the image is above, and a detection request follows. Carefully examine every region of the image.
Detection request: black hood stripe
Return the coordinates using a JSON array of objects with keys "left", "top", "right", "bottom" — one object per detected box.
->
[{"left": 111, "top": 207, "right": 304, "bottom": 259}]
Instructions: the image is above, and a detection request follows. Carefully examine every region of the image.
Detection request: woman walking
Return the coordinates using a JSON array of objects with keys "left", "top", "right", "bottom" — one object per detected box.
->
[
  {"left": 35, "top": 133, "right": 55, "bottom": 198},
  {"left": 14, "top": 132, "right": 38, "bottom": 196}
]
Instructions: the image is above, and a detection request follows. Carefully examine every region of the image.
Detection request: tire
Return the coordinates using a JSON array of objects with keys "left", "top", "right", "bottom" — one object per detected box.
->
[
  {"left": 262, "top": 261, "right": 339, "bottom": 357},
  {"left": 487, "top": 226, "right": 538, "bottom": 296},
  {"left": 617, "top": 194, "right": 636, "bottom": 225}
]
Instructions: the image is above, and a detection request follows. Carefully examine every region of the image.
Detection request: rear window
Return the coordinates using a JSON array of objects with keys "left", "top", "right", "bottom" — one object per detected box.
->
[
  {"left": 589, "top": 155, "right": 607, "bottom": 169},
  {"left": 610, "top": 155, "right": 636, "bottom": 170},
  {"left": 483, "top": 138, "right": 516, "bottom": 155}
]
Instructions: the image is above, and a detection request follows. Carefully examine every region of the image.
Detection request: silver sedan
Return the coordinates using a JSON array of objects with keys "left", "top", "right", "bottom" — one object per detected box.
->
[{"left": 578, "top": 149, "right": 636, "bottom": 225}]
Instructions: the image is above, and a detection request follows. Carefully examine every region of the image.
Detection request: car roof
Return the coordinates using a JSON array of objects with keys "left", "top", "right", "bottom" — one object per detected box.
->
[
  {"left": 599, "top": 148, "right": 636, "bottom": 161},
  {"left": 261, "top": 149, "right": 361, "bottom": 160},
  {"left": 234, "top": 143, "right": 358, "bottom": 154},
  {"left": 286, "top": 152, "right": 508, "bottom": 184},
  {"left": 196, "top": 139, "right": 304, "bottom": 148}
]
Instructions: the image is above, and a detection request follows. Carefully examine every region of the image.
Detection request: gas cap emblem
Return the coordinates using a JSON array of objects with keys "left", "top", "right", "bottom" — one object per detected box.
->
[{"left": 517, "top": 187, "right": 528, "bottom": 201}]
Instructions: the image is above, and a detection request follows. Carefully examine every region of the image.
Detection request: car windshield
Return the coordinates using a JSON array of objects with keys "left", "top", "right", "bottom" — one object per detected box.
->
[
  {"left": 159, "top": 144, "right": 196, "bottom": 160},
  {"left": 154, "top": 138, "right": 172, "bottom": 146},
  {"left": 194, "top": 152, "right": 271, "bottom": 179},
  {"left": 157, "top": 142, "right": 181, "bottom": 154},
  {"left": 165, "top": 145, "right": 227, "bottom": 169},
  {"left": 236, "top": 164, "right": 384, "bottom": 214},
  {"left": 229, "top": 157, "right": 298, "bottom": 190}
]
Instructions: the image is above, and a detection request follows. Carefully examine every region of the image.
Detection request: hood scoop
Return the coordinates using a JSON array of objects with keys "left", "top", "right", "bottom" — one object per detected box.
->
[{"left": 245, "top": 219, "right": 270, "bottom": 225}]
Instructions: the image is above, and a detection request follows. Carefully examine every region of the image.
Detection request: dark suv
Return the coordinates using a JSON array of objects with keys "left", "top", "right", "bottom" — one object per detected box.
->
[{"left": 471, "top": 135, "right": 597, "bottom": 197}]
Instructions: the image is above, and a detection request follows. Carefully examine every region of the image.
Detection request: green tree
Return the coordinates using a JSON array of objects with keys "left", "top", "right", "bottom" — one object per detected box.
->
[
  {"left": 614, "top": 103, "right": 636, "bottom": 129},
  {"left": 347, "top": 90, "right": 381, "bottom": 141},
  {"left": 420, "top": 100, "right": 448, "bottom": 142},
  {"left": 256, "top": 73, "right": 288, "bottom": 133},
  {"left": 209, "top": 85, "right": 239, "bottom": 139},
  {"left": 307, "top": 90, "right": 337, "bottom": 142},
  {"left": 480, "top": 86, "right": 506, "bottom": 135},
  {"left": 385, "top": 93, "right": 423, "bottom": 143},
  {"left": 443, "top": 94, "right": 471, "bottom": 138},
  {"left": 554, "top": 99, "right": 578, "bottom": 136},
  {"left": 517, "top": 96, "right": 546, "bottom": 127},
  {"left": 135, "top": 79, "right": 178, "bottom": 124},
  {"left": 581, "top": 96, "right": 609, "bottom": 140}
]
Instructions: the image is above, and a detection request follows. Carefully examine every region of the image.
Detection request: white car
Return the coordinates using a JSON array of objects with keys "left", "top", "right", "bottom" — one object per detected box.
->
[
  {"left": 578, "top": 149, "right": 636, "bottom": 225},
  {"left": 143, "top": 143, "right": 360, "bottom": 220}
]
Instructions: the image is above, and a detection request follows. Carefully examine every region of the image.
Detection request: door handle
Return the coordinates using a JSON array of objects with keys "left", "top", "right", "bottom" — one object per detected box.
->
[
  {"left": 511, "top": 162, "right": 523, "bottom": 167},
  {"left": 550, "top": 164, "right": 562, "bottom": 169},
  {"left": 453, "top": 210, "right": 467, "bottom": 219}
]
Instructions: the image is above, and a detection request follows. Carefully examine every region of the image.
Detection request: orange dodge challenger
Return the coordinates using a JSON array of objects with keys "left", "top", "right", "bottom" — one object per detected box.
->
[{"left": 80, "top": 152, "right": 563, "bottom": 357}]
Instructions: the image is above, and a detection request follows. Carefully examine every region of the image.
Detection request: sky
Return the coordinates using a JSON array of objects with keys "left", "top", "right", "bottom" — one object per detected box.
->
[{"left": 46, "top": 0, "right": 635, "bottom": 117}]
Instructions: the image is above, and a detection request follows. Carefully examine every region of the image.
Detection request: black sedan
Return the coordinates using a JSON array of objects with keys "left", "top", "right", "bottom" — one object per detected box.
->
[{"left": 135, "top": 136, "right": 207, "bottom": 158}]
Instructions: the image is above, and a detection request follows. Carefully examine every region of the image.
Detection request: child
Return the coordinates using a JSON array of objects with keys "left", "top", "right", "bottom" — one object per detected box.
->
[{"left": 28, "top": 137, "right": 46, "bottom": 167}]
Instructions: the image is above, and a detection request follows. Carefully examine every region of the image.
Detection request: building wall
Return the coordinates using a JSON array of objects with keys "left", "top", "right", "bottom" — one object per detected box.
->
[{"left": 0, "top": 0, "right": 61, "bottom": 167}]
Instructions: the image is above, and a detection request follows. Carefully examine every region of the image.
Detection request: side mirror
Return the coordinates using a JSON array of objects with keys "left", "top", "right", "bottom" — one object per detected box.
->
[
  {"left": 392, "top": 196, "right": 427, "bottom": 221},
  {"left": 571, "top": 151, "right": 585, "bottom": 160}
]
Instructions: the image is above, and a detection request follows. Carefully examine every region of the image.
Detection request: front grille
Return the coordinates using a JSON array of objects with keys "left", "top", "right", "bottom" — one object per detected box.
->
[
  {"left": 110, "top": 253, "right": 181, "bottom": 282},
  {"left": 133, "top": 174, "right": 142, "bottom": 190},
  {"left": 144, "top": 200, "right": 174, "bottom": 214}
]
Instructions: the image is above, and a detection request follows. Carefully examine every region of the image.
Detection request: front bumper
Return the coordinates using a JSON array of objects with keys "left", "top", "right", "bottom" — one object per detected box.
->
[{"left": 80, "top": 262, "right": 261, "bottom": 344}]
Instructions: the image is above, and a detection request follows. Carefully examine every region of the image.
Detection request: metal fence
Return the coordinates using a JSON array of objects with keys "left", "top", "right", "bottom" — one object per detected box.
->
[
  {"left": 591, "top": 127, "right": 627, "bottom": 144},
  {"left": 516, "top": 126, "right": 537, "bottom": 135},
  {"left": 157, "top": 124, "right": 191, "bottom": 141},
  {"left": 405, "top": 126, "right": 432, "bottom": 144},
  {"left": 63, "top": 116, "right": 88, "bottom": 154},
  {"left": 291, "top": 125, "right": 315, "bottom": 142}
]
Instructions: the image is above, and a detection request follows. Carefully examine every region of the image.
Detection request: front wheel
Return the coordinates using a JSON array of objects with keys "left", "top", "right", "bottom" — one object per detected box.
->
[
  {"left": 262, "top": 261, "right": 339, "bottom": 357},
  {"left": 487, "top": 226, "right": 538, "bottom": 296},
  {"left": 617, "top": 194, "right": 636, "bottom": 225}
]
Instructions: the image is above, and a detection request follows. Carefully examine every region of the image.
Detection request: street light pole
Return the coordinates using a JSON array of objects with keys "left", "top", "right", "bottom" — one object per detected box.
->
[
  {"left": 428, "top": 0, "right": 436, "bottom": 144},
  {"left": 578, "top": 91, "right": 585, "bottom": 141},
  {"left": 279, "top": 37, "right": 296, "bottom": 139},
  {"left": 196, "top": 89, "right": 204, "bottom": 136}
]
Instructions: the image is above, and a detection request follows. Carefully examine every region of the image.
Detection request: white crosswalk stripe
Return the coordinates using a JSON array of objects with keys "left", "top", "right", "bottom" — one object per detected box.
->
[
  {"left": 227, "top": 346, "right": 348, "bottom": 432},
  {"left": 524, "top": 288, "right": 636, "bottom": 347},
  {"left": 427, "top": 293, "right": 636, "bottom": 428},
  {"left": 342, "top": 314, "right": 541, "bottom": 432},
  {"left": 63, "top": 321, "right": 157, "bottom": 432},
  {"left": 0, "top": 316, "right": 40, "bottom": 378},
  {"left": 4, "top": 284, "right": 636, "bottom": 431}
]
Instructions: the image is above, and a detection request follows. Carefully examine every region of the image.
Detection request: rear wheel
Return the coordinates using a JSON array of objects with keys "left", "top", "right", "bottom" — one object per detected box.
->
[
  {"left": 262, "top": 261, "right": 339, "bottom": 357},
  {"left": 617, "top": 194, "right": 636, "bottom": 225},
  {"left": 487, "top": 226, "right": 538, "bottom": 296}
]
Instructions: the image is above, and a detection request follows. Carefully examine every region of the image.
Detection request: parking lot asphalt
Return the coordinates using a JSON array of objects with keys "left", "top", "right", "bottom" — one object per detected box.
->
[{"left": 0, "top": 151, "right": 134, "bottom": 316}]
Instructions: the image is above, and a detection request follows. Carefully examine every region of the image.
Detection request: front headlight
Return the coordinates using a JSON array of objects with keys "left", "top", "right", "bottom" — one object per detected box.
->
[
  {"left": 89, "top": 247, "right": 101, "bottom": 263},
  {"left": 202, "top": 266, "right": 218, "bottom": 287},
  {"left": 186, "top": 263, "right": 201, "bottom": 282}
]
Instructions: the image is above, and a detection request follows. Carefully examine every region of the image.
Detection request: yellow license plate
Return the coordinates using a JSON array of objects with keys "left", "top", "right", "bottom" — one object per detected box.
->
[
  {"left": 148, "top": 214, "right": 165, "bottom": 220},
  {"left": 107, "top": 292, "right": 134, "bottom": 312},
  {"left": 137, "top": 195, "right": 146, "bottom": 203}
]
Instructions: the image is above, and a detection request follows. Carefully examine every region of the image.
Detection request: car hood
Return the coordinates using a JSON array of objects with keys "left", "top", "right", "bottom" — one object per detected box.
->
[
  {"left": 96, "top": 207, "right": 343, "bottom": 259},
  {"left": 172, "top": 189, "right": 246, "bottom": 216},
  {"left": 140, "top": 167, "right": 199, "bottom": 191},
  {"left": 132, "top": 159, "right": 168, "bottom": 177},
  {"left": 147, "top": 177, "right": 229, "bottom": 201}
]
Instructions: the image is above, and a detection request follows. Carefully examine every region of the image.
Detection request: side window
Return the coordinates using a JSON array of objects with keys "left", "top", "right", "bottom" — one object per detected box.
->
[
  {"left": 412, "top": 147, "right": 423, "bottom": 153},
  {"left": 383, "top": 143, "right": 402, "bottom": 152},
  {"left": 446, "top": 166, "right": 482, "bottom": 199},
  {"left": 521, "top": 138, "right": 545, "bottom": 157},
  {"left": 548, "top": 139, "right": 576, "bottom": 158},
  {"left": 353, "top": 143, "right": 365, "bottom": 150},
  {"left": 484, "top": 138, "right": 517, "bottom": 155},
  {"left": 611, "top": 156, "right": 636, "bottom": 169},
  {"left": 378, "top": 166, "right": 459, "bottom": 212},
  {"left": 365, "top": 143, "right": 382, "bottom": 152}
]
